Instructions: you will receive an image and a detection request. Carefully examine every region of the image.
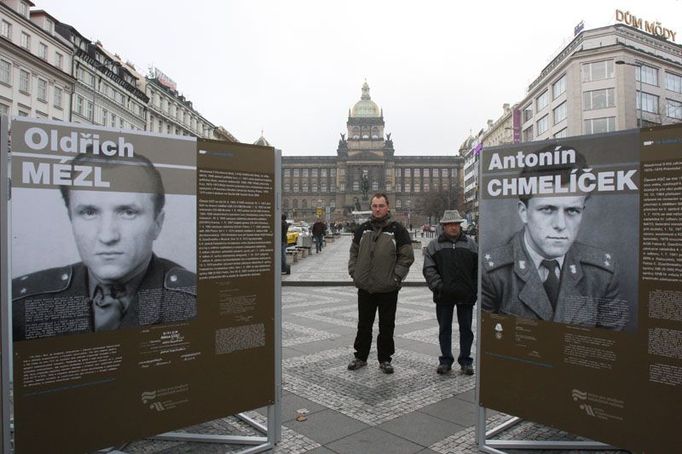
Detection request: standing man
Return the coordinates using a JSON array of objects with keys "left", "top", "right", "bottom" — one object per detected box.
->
[
  {"left": 281, "top": 214, "right": 291, "bottom": 275},
  {"left": 423, "top": 210, "right": 478, "bottom": 375},
  {"left": 348, "top": 193, "right": 414, "bottom": 374},
  {"left": 312, "top": 217, "right": 326, "bottom": 254}
]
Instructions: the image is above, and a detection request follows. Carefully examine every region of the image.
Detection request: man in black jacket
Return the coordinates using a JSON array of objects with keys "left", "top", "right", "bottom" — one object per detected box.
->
[{"left": 423, "top": 210, "right": 478, "bottom": 375}]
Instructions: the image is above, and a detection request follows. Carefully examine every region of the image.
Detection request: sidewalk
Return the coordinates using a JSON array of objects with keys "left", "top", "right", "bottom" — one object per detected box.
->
[{"left": 122, "top": 235, "right": 629, "bottom": 454}]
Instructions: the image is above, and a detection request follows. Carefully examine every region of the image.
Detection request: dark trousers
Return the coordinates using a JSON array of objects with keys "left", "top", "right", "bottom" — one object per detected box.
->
[
  {"left": 281, "top": 243, "right": 289, "bottom": 273},
  {"left": 353, "top": 289, "right": 398, "bottom": 363},
  {"left": 314, "top": 234, "right": 323, "bottom": 253},
  {"left": 435, "top": 303, "right": 473, "bottom": 367}
]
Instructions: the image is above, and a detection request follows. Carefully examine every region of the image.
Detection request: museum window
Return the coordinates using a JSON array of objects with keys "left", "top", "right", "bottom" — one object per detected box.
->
[
  {"left": 584, "top": 117, "right": 615, "bottom": 134},
  {"left": 352, "top": 181, "right": 359, "bottom": 191},
  {"left": 293, "top": 169, "right": 299, "bottom": 177},
  {"left": 552, "top": 74, "right": 566, "bottom": 99},
  {"left": 302, "top": 169, "right": 308, "bottom": 177},
  {"left": 371, "top": 182, "right": 378, "bottom": 191},
  {"left": 423, "top": 182, "right": 429, "bottom": 192},
  {"left": 581, "top": 60, "right": 614, "bottom": 82},
  {"left": 284, "top": 169, "right": 290, "bottom": 177},
  {"left": 284, "top": 183, "right": 290, "bottom": 192},
  {"left": 414, "top": 168, "right": 420, "bottom": 177},
  {"left": 423, "top": 168, "right": 429, "bottom": 177},
  {"left": 312, "top": 184, "right": 318, "bottom": 192},
  {"left": 302, "top": 183, "right": 308, "bottom": 192},
  {"left": 292, "top": 199, "right": 298, "bottom": 209},
  {"left": 583, "top": 88, "right": 614, "bottom": 110},
  {"left": 433, "top": 169, "right": 439, "bottom": 177},
  {"left": 665, "top": 72, "right": 682, "bottom": 94},
  {"left": 404, "top": 168, "right": 411, "bottom": 177},
  {"left": 637, "top": 92, "right": 659, "bottom": 114},
  {"left": 293, "top": 183, "right": 299, "bottom": 192},
  {"left": 321, "top": 168, "right": 327, "bottom": 177},
  {"left": 322, "top": 183, "right": 328, "bottom": 192},
  {"left": 667, "top": 99, "right": 682, "bottom": 120}
]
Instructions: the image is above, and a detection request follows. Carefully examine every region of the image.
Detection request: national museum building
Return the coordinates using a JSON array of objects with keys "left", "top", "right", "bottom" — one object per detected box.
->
[{"left": 280, "top": 81, "right": 463, "bottom": 224}]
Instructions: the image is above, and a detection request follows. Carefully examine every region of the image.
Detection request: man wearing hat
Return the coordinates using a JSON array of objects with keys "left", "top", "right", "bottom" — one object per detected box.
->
[{"left": 423, "top": 210, "right": 478, "bottom": 375}]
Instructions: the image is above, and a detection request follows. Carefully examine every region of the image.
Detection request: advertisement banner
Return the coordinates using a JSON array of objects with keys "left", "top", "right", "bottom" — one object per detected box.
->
[
  {"left": 479, "top": 127, "right": 680, "bottom": 453},
  {"left": 9, "top": 118, "right": 275, "bottom": 453}
]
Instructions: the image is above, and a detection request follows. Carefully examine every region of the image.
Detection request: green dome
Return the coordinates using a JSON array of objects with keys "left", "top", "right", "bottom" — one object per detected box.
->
[{"left": 350, "top": 81, "right": 381, "bottom": 118}]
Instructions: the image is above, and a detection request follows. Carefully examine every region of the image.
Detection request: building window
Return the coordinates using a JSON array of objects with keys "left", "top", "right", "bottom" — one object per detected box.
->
[
  {"left": 352, "top": 181, "right": 359, "bottom": 191},
  {"left": 637, "top": 92, "right": 659, "bottom": 113},
  {"left": 1, "top": 20, "right": 11, "bottom": 39},
  {"left": 85, "top": 100, "right": 93, "bottom": 120},
  {"left": 312, "top": 184, "right": 318, "bottom": 192},
  {"left": 75, "top": 95, "right": 84, "bottom": 114},
  {"left": 18, "top": 110, "right": 29, "bottom": 117},
  {"left": 414, "top": 168, "right": 420, "bottom": 177},
  {"left": 302, "top": 183, "right": 308, "bottom": 192},
  {"left": 20, "top": 32, "right": 30, "bottom": 50},
  {"left": 637, "top": 65, "right": 658, "bottom": 87},
  {"left": 54, "top": 52, "right": 63, "bottom": 69},
  {"left": 19, "top": 69, "right": 30, "bottom": 93},
  {"left": 37, "top": 78, "right": 47, "bottom": 101},
  {"left": 523, "top": 103, "right": 533, "bottom": 122},
  {"left": 666, "top": 99, "right": 682, "bottom": 119},
  {"left": 43, "top": 19, "right": 53, "bottom": 33},
  {"left": 293, "top": 183, "right": 299, "bottom": 192},
  {"left": 554, "top": 128, "right": 568, "bottom": 139},
  {"left": 581, "top": 60, "right": 614, "bottom": 82},
  {"left": 433, "top": 169, "right": 439, "bottom": 177},
  {"left": 404, "top": 168, "right": 411, "bottom": 177},
  {"left": 665, "top": 73, "right": 682, "bottom": 94},
  {"left": 423, "top": 168, "right": 430, "bottom": 177},
  {"left": 553, "top": 102, "right": 567, "bottom": 124},
  {"left": 18, "top": 1, "right": 29, "bottom": 17},
  {"left": 523, "top": 125, "right": 534, "bottom": 142},
  {"left": 537, "top": 115, "right": 549, "bottom": 135},
  {"left": 284, "top": 169, "right": 290, "bottom": 177},
  {"left": 552, "top": 74, "right": 566, "bottom": 99},
  {"left": 0, "top": 104, "right": 8, "bottom": 116},
  {"left": 302, "top": 168, "right": 308, "bottom": 177},
  {"left": 584, "top": 117, "right": 615, "bottom": 134},
  {"left": 321, "top": 168, "right": 327, "bottom": 177},
  {"left": 284, "top": 183, "right": 290, "bottom": 192},
  {"left": 536, "top": 90, "right": 549, "bottom": 111},
  {"left": 293, "top": 168, "right": 299, "bottom": 177},
  {"left": 584, "top": 88, "right": 615, "bottom": 110},
  {"left": 39, "top": 42, "right": 48, "bottom": 60},
  {"left": 0, "top": 59, "right": 11, "bottom": 85}
]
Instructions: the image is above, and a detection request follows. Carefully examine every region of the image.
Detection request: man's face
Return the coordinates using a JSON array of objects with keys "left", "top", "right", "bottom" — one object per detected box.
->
[
  {"left": 443, "top": 222, "right": 461, "bottom": 238},
  {"left": 68, "top": 190, "right": 164, "bottom": 284},
  {"left": 518, "top": 195, "right": 586, "bottom": 259},
  {"left": 371, "top": 196, "right": 389, "bottom": 219}
]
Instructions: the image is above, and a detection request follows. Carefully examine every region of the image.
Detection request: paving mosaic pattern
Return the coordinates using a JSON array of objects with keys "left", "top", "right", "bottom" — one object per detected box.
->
[
  {"left": 293, "top": 304, "right": 434, "bottom": 328},
  {"left": 282, "top": 321, "right": 340, "bottom": 347},
  {"left": 283, "top": 346, "right": 476, "bottom": 425},
  {"left": 123, "top": 411, "right": 320, "bottom": 454}
]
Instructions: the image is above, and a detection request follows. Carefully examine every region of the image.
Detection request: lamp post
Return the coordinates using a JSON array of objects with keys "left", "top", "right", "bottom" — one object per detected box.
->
[{"left": 615, "top": 60, "right": 643, "bottom": 128}]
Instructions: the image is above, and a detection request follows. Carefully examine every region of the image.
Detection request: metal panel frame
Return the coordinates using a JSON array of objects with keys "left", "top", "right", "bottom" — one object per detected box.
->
[{"left": 1, "top": 116, "right": 11, "bottom": 454}]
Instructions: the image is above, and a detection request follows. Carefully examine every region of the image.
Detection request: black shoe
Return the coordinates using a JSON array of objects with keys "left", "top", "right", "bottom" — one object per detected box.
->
[
  {"left": 347, "top": 358, "right": 367, "bottom": 370},
  {"left": 436, "top": 364, "right": 452, "bottom": 375},
  {"left": 379, "top": 361, "right": 394, "bottom": 374},
  {"left": 461, "top": 365, "right": 474, "bottom": 376}
]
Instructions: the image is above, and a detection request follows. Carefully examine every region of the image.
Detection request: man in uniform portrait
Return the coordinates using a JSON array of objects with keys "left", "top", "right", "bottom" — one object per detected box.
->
[
  {"left": 12, "top": 152, "right": 196, "bottom": 341},
  {"left": 481, "top": 147, "right": 628, "bottom": 330}
]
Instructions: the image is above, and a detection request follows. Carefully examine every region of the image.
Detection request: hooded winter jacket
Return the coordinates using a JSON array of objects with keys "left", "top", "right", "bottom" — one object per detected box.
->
[
  {"left": 348, "top": 215, "right": 414, "bottom": 294},
  {"left": 423, "top": 231, "right": 478, "bottom": 305}
]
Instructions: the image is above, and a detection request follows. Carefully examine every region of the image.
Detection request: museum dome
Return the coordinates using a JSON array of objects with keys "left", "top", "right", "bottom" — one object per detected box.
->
[
  {"left": 253, "top": 131, "right": 272, "bottom": 147},
  {"left": 350, "top": 81, "right": 382, "bottom": 118}
]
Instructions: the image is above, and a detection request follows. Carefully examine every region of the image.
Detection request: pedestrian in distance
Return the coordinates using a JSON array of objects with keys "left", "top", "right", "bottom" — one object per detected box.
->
[
  {"left": 348, "top": 193, "right": 414, "bottom": 374},
  {"left": 423, "top": 210, "right": 478, "bottom": 375},
  {"left": 281, "top": 214, "right": 291, "bottom": 275},
  {"left": 312, "top": 217, "right": 326, "bottom": 253}
]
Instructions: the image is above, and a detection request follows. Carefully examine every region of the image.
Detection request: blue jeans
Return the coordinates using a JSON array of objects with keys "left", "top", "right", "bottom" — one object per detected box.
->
[
  {"left": 435, "top": 304, "right": 473, "bottom": 367},
  {"left": 314, "top": 234, "right": 324, "bottom": 253},
  {"left": 281, "top": 242, "right": 289, "bottom": 273}
]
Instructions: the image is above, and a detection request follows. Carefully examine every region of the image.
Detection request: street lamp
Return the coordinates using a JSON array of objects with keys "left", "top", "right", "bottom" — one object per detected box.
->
[{"left": 615, "top": 60, "right": 643, "bottom": 128}]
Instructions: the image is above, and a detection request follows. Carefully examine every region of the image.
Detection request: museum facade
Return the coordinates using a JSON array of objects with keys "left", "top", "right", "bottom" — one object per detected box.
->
[{"left": 281, "top": 81, "right": 463, "bottom": 225}]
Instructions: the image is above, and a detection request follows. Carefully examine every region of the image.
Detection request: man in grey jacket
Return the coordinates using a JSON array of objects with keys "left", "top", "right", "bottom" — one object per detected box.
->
[{"left": 348, "top": 193, "right": 414, "bottom": 374}]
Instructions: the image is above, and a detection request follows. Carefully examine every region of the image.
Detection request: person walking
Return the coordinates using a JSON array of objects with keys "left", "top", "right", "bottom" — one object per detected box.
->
[
  {"left": 347, "top": 193, "right": 414, "bottom": 374},
  {"left": 312, "top": 217, "right": 326, "bottom": 253},
  {"left": 423, "top": 210, "right": 478, "bottom": 375}
]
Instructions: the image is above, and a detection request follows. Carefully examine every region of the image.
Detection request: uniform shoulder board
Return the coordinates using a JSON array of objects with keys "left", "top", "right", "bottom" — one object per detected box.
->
[
  {"left": 573, "top": 242, "right": 616, "bottom": 273},
  {"left": 482, "top": 243, "right": 514, "bottom": 272},
  {"left": 164, "top": 267, "right": 197, "bottom": 296},
  {"left": 12, "top": 265, "right": 73, "bottom": 300}
]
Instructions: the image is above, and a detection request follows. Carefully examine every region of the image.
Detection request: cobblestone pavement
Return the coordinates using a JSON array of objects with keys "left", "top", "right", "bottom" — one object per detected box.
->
[{"left": 118, "top": 235, "right": 630, "bottom": 454}]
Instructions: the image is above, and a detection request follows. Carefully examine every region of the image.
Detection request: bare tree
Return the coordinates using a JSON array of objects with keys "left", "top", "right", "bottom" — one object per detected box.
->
[{"left": 416, "top": 186, "right": 464, "bottom": 221}]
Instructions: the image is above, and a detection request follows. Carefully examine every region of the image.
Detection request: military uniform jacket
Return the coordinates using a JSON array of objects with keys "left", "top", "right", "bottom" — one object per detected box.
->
[
  {"left": 13, "top": 255, "right": 197, "bottom": 341},
  {"left": 481, "top": 231, "right": 627, "bottom": 329},
  {"left": 423, "top": 232, "right": 478, "bottom": 305}
]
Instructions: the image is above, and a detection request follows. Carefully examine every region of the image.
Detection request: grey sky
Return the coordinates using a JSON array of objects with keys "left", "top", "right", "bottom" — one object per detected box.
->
[{"left": 35, "top": 0, "right": 680, "bottom": 155}]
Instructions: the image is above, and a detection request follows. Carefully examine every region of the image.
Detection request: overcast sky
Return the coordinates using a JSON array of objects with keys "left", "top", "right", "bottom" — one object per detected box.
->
[{"left": 34, "top": 0, "right": 681, "bottom": 156}]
